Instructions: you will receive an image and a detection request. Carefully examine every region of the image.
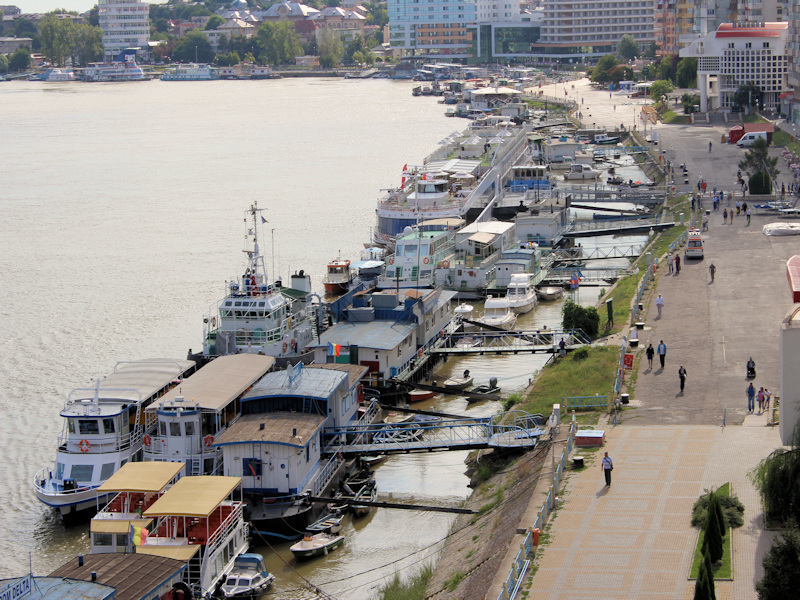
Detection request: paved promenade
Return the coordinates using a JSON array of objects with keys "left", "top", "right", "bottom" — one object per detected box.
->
[{"left": 487, "top": 79, "right": 796, "bottom": 600}]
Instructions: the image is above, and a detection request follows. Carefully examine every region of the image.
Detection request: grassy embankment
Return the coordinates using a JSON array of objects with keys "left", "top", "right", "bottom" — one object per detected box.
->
[
  {"left": 661, "top": 110, "right": 691, "bottom": 125},
  {"left": 689, "top": 483, "right": 734, "bottom": 580},
  {"left": 379, "top": 565, "right": 435, "bottom": 600}
]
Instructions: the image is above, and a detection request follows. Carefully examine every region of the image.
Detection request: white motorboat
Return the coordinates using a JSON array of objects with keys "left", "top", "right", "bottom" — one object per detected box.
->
[
  {"left": 290, "top": 532, "right": 344, "bottom": 560},
  {"left": 536, "top": 286, "right": 564, "bottom": 301},
  {"left": 220, "top": 553, "right": 276, "bottom": 598},
  {"left": 34, "top": 359, "right": 195, "bottom": 519},
  {"left": 201, "top": 202, "right": 314, "bottom": 362},
  {"left": 505, "top": 273, "right": 537, "bottom": 314},
  {"left": 475, "top": 297, "right": 517, "bottom": 330},
  {"left": 563, "top": 164, "right": 600, "bottom": 180},
  {"left": 454, "top": 302, "right": 475, "bottom": 321},
  {"left": 443, "top": 370, "right": 474, "bottom": 390}
]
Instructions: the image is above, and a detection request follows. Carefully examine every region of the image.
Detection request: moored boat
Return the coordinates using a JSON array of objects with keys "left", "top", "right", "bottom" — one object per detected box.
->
[
  {"left": 443, "top": 370, "right": 474, "bottom": 390},
  {"left": 220, "top": 553, "right": 276, "bottom": 598},
  {"left": 290, "top": 532, "right": 344, "bottom": 560},
  {"left": 323, "top": 259, "right": 353, "bottom": 294},
  {"left": 564, "top": 164, "right": 600, "bottom": 180},
  {"left": 83, "top": 50, "right": 147, "bottom": 82},
  {"left": 408, "top": 389, "right": 436, "bottom": 402},
  {"left": 475, "top": 297, "right": 517, "bottom": 330},
  {"left": 306, "top": 510, "right": 345, "bottom": 534},
  {"left": 505, "top": 273, "right": 537, "bottom": 314},
  {"left": 536, "top": 286, "right": 563, "bottom": 301},
  {"left": 161, "top": 63, "right": 218, "bottom": 81}
]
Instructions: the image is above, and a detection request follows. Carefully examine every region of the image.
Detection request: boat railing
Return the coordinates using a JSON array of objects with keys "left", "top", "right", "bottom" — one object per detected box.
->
[
  {"left": 308, "top": 452, "right": 342, "bottom": 498},
  {"left": 204, "top": 502, "right": 246, "bottom": 558},
  {"left": 58, "top": 430, "right": 139, "bottom": 454}
]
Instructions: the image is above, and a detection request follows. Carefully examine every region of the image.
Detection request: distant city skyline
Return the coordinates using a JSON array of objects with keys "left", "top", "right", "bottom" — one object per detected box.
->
[{"left": 15, "top": 0, "right": 104, "bottom": 15}]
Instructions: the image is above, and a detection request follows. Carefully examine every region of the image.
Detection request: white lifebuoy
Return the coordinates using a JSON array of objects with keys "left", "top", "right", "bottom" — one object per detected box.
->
[
  {"left": 423, "top": 257, "right": 430, "bottom": 264},
  {"left": 282, "top": 341, "right": 288, "bottom": 353},
  {"left": 442, "top": 260, "right": 450, "bottom": 269}
]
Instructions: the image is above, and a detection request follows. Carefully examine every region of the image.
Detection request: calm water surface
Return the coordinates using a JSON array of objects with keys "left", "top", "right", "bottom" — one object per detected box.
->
[{"left": 0, "top": 78, "right": 630, "bottom": 596}]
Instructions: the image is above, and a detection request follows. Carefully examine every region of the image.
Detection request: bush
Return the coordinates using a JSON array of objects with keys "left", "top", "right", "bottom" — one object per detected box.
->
[
  {"left": 756, "top": 524, "right": 800, "bottom": 600},
  {"left": 691, "top": 489, "right": 745, "bottom": 528},
  {"left": 562, "top": 300, "right": 599, "bottom": 338},
  {"left": 571, "top": 347, "right": 589, "bottom": 361},
  {"left": 749, "top": 171, "right": 772, "bottom": 195}
]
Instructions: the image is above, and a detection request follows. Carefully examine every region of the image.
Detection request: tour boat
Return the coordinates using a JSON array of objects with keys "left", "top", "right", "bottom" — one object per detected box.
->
[
  {"left": 83, "top": 55, "right": 147, "bottom": 82},
  {"left": 34, "top": 359, "right": 195, "bottom": 520},
  {"left": 475, "top": 297, "right": 517, "bottom": 330},
  {"left": 505, "top": 273, "right": 537, "bottom": 314},
  {"left": 290, "top": 532, "right": 344, "bottom": 560},
  {"left": 161, "top": 63, "right": 218, "bottom": 81},
  {"left": 201, "top": 202, "right": 314, "bottom": 363},
  {"left": 220, "top": 553, "right": 276, "bottom": 598},
  {"left": 322, "top": 259, "right": 353, "bottom": 294}
]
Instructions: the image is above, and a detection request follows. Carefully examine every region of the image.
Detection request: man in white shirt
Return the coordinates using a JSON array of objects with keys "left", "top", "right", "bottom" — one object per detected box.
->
[
  {"left": 601, "top": 452, "right": 614, "bottom": 487},
  {"left": 656, "top": 294, "right": 664, "bottom": 319}
]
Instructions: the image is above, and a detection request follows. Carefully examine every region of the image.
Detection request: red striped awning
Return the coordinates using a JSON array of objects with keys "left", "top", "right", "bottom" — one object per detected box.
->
[
  {"left": 779, "top": 92, "right": 793, "bottom": 99},
  {"left": 788, "top": 255, "right": 800, "bottom": 303}
]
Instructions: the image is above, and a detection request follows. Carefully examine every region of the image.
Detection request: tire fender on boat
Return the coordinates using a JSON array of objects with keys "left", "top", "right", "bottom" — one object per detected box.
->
[
  {"left": 204, "top": 435, "right": 214, "bottom": 447},
  {"left": 78, "top": 439, "right": 90, "bottom": 453}
]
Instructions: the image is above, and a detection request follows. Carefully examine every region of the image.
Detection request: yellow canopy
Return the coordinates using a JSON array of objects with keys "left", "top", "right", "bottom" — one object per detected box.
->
[
  {"left": 136, "top": 544, "right": 200, "bottom": 562},
  {"left": 97, "top": 461, "right": 185, "bottom": 494},
  {"left": 143, "top": 476, "right": 241, "bottom": 518},
  {"left": 91, "top": 518, "right": 153, "bottom": 534}
]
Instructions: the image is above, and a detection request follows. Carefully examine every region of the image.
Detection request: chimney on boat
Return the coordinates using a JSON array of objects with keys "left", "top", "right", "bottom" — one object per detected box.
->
[{"left": 78, "top": 555, "right": 84, "bottom": 567}]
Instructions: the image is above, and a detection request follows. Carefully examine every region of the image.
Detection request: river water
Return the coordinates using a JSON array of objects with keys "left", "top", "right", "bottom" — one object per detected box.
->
[{"left": 0, "top": 78, "right": 640, "bottom": 596}]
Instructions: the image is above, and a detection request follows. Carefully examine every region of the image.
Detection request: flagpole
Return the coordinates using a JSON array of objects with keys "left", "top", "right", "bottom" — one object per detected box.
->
[{"left": 271, "top": 229, "right": 275, "bottom": 283}]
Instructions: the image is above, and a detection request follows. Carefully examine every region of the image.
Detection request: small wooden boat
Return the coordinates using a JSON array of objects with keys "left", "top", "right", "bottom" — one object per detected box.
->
[
  {"left": 468, "top": 383, "right": 501, "bottom": 402},
  {"left": 383, "top": 411, "right": 415, "bottom": 424},
  {"left": 443, "top": 370, "right": 474, "bottom": 390},
  {"left": 408, "top": 389, "right": 436, "bottom": 402},
  {"left": 536, "top": 286, "right": 563, "bottom": 301},
  {"left": 220, "top": 553, "right": 276, "bottom": 598},
  {"left": 290, "top": 532, "right": 344, "bottom": 560},
  {"left": 350, "top": 480, "right": 378, "bottom": 518},
  {"left": 306, "top": 510, "right": 345, "bottom": 535},
  {"left": 361, "top": 454, "right": 388, "bottom": 467}
]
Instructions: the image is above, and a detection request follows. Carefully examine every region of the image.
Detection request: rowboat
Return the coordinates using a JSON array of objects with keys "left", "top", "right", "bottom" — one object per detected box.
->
[{"left": 290, "top": 532, "right": 344, "bottom": 560}]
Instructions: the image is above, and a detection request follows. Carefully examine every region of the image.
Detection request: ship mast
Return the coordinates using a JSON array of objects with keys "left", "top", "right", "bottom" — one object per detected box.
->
[{"left": 244, "top": 202, "right": 269, "bottom": 294}]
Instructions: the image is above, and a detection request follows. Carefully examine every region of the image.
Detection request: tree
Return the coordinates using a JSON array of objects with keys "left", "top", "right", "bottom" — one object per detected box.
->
[
  {"left": 644, "top": 42, "right": 657, "bottom": 60},
  {"left": 9, "top": 47, "right": 32, "bottom": 71},
  {"left": 88, "top": 4, "right": 99, "bottom": 26},
  {"left": 216, "top": 51, "right": 240, "bottom": 67},
  {"left": 205, "top": 15, "right": 224, "bottom": 30},
  {"left": 590, "top": 54, "right": 618, "bottom": 83},
  {"left": 607, "top": 64, "right": 633, "bottom": 83},
  {"left": 70, "top": 23, "right": 103, "bottom": 67},
  {"left": 733, "top": 83, "right": 763, "bottom": 112},
  {"left": 617, "top": 35, "right": 639, "bottom": 61},
  {"left": 173, "top": 30, "right": 214, "bottom": 63},
  {"left": 681, "top": 93, "right": 699, "bottom": 114},
  {"left": 562, "top": 301, "right": 599, "bottom": 338},
  {"left": 676, "top": 57, "right": 697, "bottom": 88},
  {"left": 649, "top": 79, "right": 674, "bottom": 104},
  {"left": 756, "top": 524, "right": 800, "bottom": 600},
  {"left": 0, "top": 54, "right": 8, "bottom": 74},
  {"left": 344, "top": 35, "right": 365, "bottom": 64},
  {"left": 14, "top": 17, "right": 38, "bottom": 39},
  {"left": 701, "top": 490, "right": 725, "bottom": 563},
  {"left": 750, "top": 429, "right": 800, "bottom": 525},
  {"left": 318, "top": 28, "right": 344, "bottom": 68},
  {"left": 256, "top": 21, "right": 302, "bottom": 66},
  {"left": 38, "top": 14, "right": 75, "bottom": 66},
  {"left": 738, "top": 138, "right": 779, "bottom": 196},
  {"left": 656, "top": 55, "right": 677, "bottom": 83}
]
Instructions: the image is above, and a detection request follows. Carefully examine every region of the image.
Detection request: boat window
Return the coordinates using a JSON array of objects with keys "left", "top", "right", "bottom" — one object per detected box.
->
[
  {"left": 185, "top": 421, "right": 195, "bottom": 436},
  {"left": 404, "top": 244, "right": 418, "bottom": 256},
  {"left": 78, "top": 420, "right": 99, "bottom": 435},
  {"left": 100, "top": 463, "right": 115, "bottom": 480},
  {"left": 103, "top": 419, "right": 115, "bottom": 434},
  {"left": 70, "top": 464, "right": 93, "bottom": 481},
  {"left": 169, "top": 422, "right": 181, "bottom": 437},
  {"left": 159, "top": 422, "right": 167, "bottom": 436},
  {"left": 68, "top": 420, "right": 75, "bottom": 434},
  {"left": 55, "top": 462, "right": 65, "bottom": 480},
  {"left": 243, "top": 458, "right": 262, "bottom": 477},
  {"left": 234, "top": 301, "right": 242, "bottom": 307},
  {"left": 115, "top": 534, "right": 128, "bottom": 547},
  {"left": 252, "top": 575, "right": 260, "bottom": 584},
  {"left": 226, "top": 578, "right": 238, "bottom": 586},
  {"left": 420, "top": 243, "right": 429, "bottom": 255},
  {"left": 94, "top": 533, "right": 112, "bottom": 546}
]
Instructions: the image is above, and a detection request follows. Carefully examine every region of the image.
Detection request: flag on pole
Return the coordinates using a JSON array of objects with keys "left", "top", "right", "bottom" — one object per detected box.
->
[
  {"left": 402, "top": 164, "right": 408, "bottom": 172},
  {"left": 130, "top": 524, "right": 148, "bottom": 546},
  {"left": 261, "top": 216, "right": 268, "bottom": 224},
  {"left": 327, "top": 342, "right": 341, "bottom": 357}
]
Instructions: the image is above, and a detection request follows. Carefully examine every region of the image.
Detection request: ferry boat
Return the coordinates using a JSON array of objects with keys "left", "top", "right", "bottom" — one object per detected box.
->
[
  {"left": 142, "top": 354, "right": 275, "bottom": 476},
  {"left": 322, "top": 259, "right": 353, "bottom": 294},
  {"left": 200, "top": 203, "right": 314, "bottom": 365},
  {"left": 377, "top": 218, "right": 463, "bottom": 290},
  {"left": 161, "top": 63, "right": 218, "bottom": 81},
  {"left": 505, "top": 273, "right": 537, "bottom": 314},
  {"left": 32, "top": 68, "right": 76, "bottom": 82},
  {"left": 34, "top": 359, "right": 195, "bottom": 519},
  {"left": 83, "top": 54, "right": 147, "bottom": 82}
]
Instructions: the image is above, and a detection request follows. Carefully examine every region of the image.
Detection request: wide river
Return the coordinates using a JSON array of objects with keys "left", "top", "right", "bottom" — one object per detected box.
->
[{"left": 0, "top": 77, "right": 630, "bottom": 597}]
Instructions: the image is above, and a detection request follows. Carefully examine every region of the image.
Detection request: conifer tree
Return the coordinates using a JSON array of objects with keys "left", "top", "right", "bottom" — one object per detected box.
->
[
  {"left": 702, "top": 491, "right": 724, "bottom": 563},
  {"left": 703, "top": 547, "right": 717, "bottom": 600}
]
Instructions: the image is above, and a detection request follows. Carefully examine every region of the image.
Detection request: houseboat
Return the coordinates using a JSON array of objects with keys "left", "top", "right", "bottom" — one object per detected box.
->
[
  {"left": 34, "top": 359, "right": 195, "bottom": 520},
  {"left": 213, "top": 363, "right": 371, "bottom": 539},
  {"left": 142, "top": 354, "right": 275, "bottom": 476},
  {"left": 505, "top": 163, "right": 551, "bottom": 192},
  {"left": 161, "top": 63, "right": 218, "bottom": 81},
  {"left": 200, "top": 203, "right": 314, "bottom": 365}
]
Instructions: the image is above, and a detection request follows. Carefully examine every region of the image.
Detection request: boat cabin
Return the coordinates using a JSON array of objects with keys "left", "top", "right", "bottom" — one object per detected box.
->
[{"left": 506, "top": 164, "right": 551, "bottom": 191}]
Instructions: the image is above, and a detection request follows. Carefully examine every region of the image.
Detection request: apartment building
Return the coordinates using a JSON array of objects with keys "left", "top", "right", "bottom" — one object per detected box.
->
[
  {"left": 98, "top": 0, "right": 150, "bottom": 61},
  {"left": 387, "top": 0, "right": 477, "bottom": 57}
]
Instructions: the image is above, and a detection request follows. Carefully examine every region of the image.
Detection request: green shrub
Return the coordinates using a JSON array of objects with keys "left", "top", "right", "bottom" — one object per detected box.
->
[
  {"left": 691, "top": 488, "right": 745, "bottom": 528},
  {"left": 749, "top": 171, "right": 772, "bottom": 194},
  {"left": 571, "top": 347, "right": 589, "bottom": 361},
  {"left": 562, "top": 300, "right": 599, "bottom": 338}
]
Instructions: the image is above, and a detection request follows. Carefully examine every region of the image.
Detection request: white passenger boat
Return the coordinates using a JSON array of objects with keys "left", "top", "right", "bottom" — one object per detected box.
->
[
  {"left": 36, "top": 68, "right": 76, "bottom": 81},
  {"left": 34, "top": 359, "right": 195, "bottom": 520},
  {"left": 220, "top": 553, "right": 275, "bottom": 598},
  {"left": 161, "top": 63, "right": 218, "bottom": 81},
  {"left": 505, "top": 273, "right": 537, "bottom": 314},
  {"left": 83, "top": 54, "right": 147, "bottom": 82},
  {"left": 475, "top": 297, "right": 517, "bottom": 330},
  {"left": 143, "top": 354, "right": 275, "bottom": 475},
  {"left": 201, "top": 202, "right": 314, "bottom": 364},
  {"left": 563, "top": 164, "right": 600, "bottom": 180}
]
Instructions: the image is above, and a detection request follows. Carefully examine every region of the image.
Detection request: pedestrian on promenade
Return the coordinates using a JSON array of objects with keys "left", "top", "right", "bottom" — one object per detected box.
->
[
  {"left": 678, "top": 366, "right": 687, "bottom": 392},
  {"left": 747, "top": 382, "right": 756, "bottom": 413},
  {"left": 667, "top": 253, "right": 674, "bottom": 274},
  {"left": 656, "top": 294, "right": 664, "bottom": 318},
  {"left": 764, "top": 388, "right": 771, "bottom": 410},
  {"left": 709, "top": 141, "right": 712, "bottom": 153},
  {"left": 646, "top": 343, "right": 654, "bottom": 369},
  {"left": 601, "top": 452, "right": 613, "bottom": 487},
  {"left": 723, "top": 208, "right": 728, "bottom": 224},
  {"left": 657, "top": 340, "right": 667, "bottom": 369},
  {"left": 691, "top": 196, "right": 695, "bottom": 211},
  {"left": 757, "top": 387, "right": 765, "bottom": 414},
  {"left": 746, "top": 208, "right": 751, "bottom": 225},
  {"left": 675, "top": 254, "right": 681, "bottom": 274},
  {"left": 709, "top": 263, "right": 716, "bottom": 283},
  {"left": 736, "top": 200, "right": 741, "bottom": 215}
]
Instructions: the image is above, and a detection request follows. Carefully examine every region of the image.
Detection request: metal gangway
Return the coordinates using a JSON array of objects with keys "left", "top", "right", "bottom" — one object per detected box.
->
[
  {"left": 324, "top": 410, "right": 548, "bottom": 455},
  {"left": 590, "top": 145, "right": 650, "bottom": 157},
  {"left": 430, "top": 327, "right": 590, "bottom": 355},
  {"left": 544, "top": 266, "right": 632, "bottom": 283},
  {"left": 565, "top": 218, "right": 675, "bottom": 238}
]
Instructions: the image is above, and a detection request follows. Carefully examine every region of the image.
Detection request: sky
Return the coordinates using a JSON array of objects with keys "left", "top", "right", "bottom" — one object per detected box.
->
[{"left": 16, "top": 0, "right": 106, "bottom": 14}]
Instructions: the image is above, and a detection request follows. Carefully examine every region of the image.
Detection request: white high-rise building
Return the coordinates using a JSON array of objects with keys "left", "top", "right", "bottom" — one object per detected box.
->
[{"left": 98, "top": 0, "right": 151, "bottom": 61}]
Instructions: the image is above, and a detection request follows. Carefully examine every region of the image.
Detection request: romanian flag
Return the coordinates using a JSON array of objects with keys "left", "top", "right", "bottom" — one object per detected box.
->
[
  {"left": 327, "top": 342, "right": 341, "bottom": 357},
  {"left": 130, "top": 524, "right": 148, "bottom": 546}
]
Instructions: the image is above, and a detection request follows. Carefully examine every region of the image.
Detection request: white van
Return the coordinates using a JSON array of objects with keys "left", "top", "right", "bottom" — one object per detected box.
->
[
  {"left": 736, "top": 131, "right": 768, "bottom": 148},
  {"left": 685, "top": 228, "right": 704, "bottom": 259}
]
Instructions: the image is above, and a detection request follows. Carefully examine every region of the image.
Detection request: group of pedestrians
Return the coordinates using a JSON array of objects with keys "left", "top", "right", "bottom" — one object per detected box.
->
[
  {"left": 745, "top": 381, "right": 773, "bottom": 414},
  {"left": 666, "top": 252, "right": 681, "bottom": 275}
]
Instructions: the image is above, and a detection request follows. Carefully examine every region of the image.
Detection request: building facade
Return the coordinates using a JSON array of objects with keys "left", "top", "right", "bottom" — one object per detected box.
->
[
  {"left": 98, "top": 0, "right": 150, "bottom": 61},
  {"left": 679, "top": 21, "right": 790, "bottom": 112},
  {"left": 387, "top": 0, "right": 477, "bottom": 57}
]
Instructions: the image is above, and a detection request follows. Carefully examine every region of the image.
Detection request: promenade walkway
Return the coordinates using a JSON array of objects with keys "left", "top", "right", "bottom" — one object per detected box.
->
[{"left": 487, "top": 78, "right": 796, "bottom": 600}]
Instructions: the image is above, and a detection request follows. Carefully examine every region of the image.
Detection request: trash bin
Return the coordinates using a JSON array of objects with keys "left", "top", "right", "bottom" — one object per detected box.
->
[
  {"left": 721, "top": 134, "right": 726, "bottom": 143},
  {"left": 620, "top": 393, "right": 630, "bottom": 404},
  {"left": 533, "top": 527, "right": 540, "bottom": 545}
]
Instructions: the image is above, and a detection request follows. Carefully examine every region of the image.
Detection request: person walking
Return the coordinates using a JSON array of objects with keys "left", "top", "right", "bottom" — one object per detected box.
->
[
  {"left": 723, "top": 208, "right": 728, "bottom": 224},
  {"left": 746, "top": 207, "right": 751, "bottom": 225},
  {"left": 646, "top": 343, "right": 654, "bottom": 369},
  {"left": 747, "top": 382, "right": 756, "bottom": 413},
  {"left": 708, "top": 141, "right": 712, "bottom": 153},
  {"left": 709, "top": 263, "right": 716, "bottom": 283},
  {"left": 764, "top": 388, "right": 771, "bottom": 411},
  {"left": 757, "top": 387, "right": 765, "bottom": 414},
  {"left": 601, "top": 452, "right": 613, "bottom": 487},
  {"left": 678, "top": 366, "right": 687, "bottom": 392},
  {"left": 657, "top": 340, "right": 667, "bottom": 369},
  {"left": 675, "top": 254, "right": 681, "bottom": 274},
  {"left": 656, "top": 294, "right": 664, "bottom": 318},
  {"left": 667, "top": 253, "right": 674, "bottom": 274}
]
